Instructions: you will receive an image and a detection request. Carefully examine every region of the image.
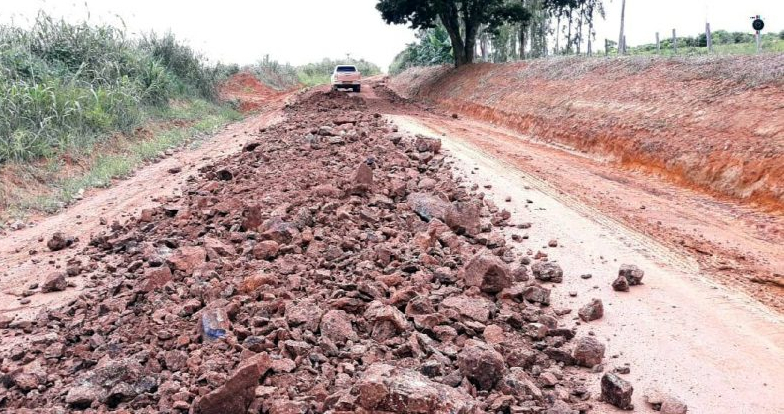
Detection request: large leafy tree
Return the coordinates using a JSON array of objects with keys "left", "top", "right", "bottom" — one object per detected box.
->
[{"left": 376, "top": 0, "right": 531, "bottom": 66}]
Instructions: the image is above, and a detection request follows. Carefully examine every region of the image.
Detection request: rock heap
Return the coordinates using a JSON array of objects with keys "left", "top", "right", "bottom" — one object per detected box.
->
[{"left": 0, "top": 90, "right": 608, "bottom": 413}]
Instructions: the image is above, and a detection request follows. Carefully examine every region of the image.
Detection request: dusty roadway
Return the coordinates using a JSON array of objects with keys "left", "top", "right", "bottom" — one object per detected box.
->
[
  {"left": 1, "top": 78, "right": 782, "bottom": 412},
  {"left": 359, "top": 80, "right": 784, "bottom": 412}
]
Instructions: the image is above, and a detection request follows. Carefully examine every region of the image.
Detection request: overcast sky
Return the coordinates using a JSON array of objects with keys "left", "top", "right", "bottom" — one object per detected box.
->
[{"left": 1, "top": 1, "right": 782, "bottom": 71}]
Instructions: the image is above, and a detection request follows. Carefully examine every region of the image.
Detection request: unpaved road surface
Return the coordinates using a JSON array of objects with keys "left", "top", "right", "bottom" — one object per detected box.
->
[{"left": 0, "top": 78, "right": 781, "bottom": 413}]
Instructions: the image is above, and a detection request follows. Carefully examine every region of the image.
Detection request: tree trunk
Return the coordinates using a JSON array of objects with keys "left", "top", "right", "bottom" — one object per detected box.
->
[
  {"left": 520, "top": 25, "right": 526, "bottom": 59},
  {"left": 618, "top": 0, "right": 626, "bottom": 55}
]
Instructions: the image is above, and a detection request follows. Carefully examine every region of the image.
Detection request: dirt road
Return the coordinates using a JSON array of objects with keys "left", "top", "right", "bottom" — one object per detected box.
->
[
  {"left": 359, "top": 81, "right": 784, "bottom": 412},
  {"left": 1, "top": 78, "right": 782, "bottom": 413}
]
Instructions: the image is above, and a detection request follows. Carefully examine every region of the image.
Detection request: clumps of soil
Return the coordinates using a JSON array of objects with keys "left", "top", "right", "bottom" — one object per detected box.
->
[
  {"left": 2, "top": 90, "right": 620, "bottom": 413},
  {"left": 219, "top": 72, "right": 281, "bottom": 112}
]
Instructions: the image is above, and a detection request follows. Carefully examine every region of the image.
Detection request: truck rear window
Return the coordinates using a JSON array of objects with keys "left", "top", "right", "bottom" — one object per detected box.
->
[{"left": 336, "top": 66, "right": 357, "bottom": 72}]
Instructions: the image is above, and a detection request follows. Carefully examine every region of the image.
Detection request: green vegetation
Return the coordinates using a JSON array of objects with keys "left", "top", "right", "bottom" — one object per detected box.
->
[
  {"left": 0, "top": 12, "right": 234, "bottom": 164},
  {"left": 620, "top": 32, "right": 784, "bottom": 56},
  {"left": 390, "top": 27, "right": 454, "bottom": 75},
  {"left": 0, "top": 12, "right": 242, "bottom": 220},
  {"left": 2, "top": 99, "right": 240, "bottom": 218},
  {"left": 244, "top": 56, "right": 382, "bottom": 88}
]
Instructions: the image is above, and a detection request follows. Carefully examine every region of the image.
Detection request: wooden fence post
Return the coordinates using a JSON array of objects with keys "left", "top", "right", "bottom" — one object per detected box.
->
[
  {"left": 672, "top": 29, "right": 677, "bottom": 54},
  {"left": 656, "top": 32, "right": 660, "bottom": 54}
]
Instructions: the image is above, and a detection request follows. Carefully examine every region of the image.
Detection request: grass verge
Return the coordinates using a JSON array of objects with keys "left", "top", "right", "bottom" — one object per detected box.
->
[{"left": 0, "top": 99, "right": 241, "bottom": 223}]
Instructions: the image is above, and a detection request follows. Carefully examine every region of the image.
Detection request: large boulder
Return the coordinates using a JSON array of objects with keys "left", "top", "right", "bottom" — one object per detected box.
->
[
  {"left": 461, "top": 252, "right": 512, "bottom": 293},
  {"left": 458, "top": 339, "right": 506, "bottom": 390},
  {"left": 444, "top": 201, "right": 482, "bottom": 237},
  {"left": 408, "top": 192, "right": 449, "bottom": 222},
  {"left": 354, "top": 363, "right": 477, "bottom": 413}
]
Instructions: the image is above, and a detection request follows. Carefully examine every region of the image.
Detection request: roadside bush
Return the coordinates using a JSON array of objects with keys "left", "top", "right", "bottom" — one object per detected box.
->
[
  {"left": 390, "top": 26, "right": 453, "bottom": 75},
  {"left": 0, "top": 12, "right": 225, "bottom": 164}
]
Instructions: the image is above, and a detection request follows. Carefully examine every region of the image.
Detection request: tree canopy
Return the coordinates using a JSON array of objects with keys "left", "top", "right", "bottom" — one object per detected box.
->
[{"left": 376, "top": 0, "right": 531, "bottom": 66}]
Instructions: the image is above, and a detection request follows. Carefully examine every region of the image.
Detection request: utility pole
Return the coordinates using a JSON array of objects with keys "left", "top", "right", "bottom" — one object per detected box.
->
[
  {"left": 656, "top": 32, "right": 660, "bottom": 54},
  {"left": 618, "top": 0, "right": 626, "bottom": 55},
  {"left": 706, "top": 22, "right": 712, "bottom": 52},
  {"left": 672, "top": 29, "right": 677, "bottom": 54}
]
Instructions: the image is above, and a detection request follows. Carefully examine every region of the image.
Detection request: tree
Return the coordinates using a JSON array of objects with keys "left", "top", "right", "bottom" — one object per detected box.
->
[
  {"left": 618, "top": 0, "right": 626, "bottom": 54},
  {"left": 376, "top": 0, "right": 531, "bottom": 66}
]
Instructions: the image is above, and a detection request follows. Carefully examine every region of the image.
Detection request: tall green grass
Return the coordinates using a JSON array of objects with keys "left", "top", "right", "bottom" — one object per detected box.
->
[
  {"left": 0, "top": 12, "right": 233, "bottom": 164},
  {"left": 243, "top": 56, "right": 383, "bottom": 88}
]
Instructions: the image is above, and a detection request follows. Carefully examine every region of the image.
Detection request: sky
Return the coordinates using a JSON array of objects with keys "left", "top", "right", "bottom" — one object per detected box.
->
[{"left": 1, "top": 0, "right": 782, "bottom": 71}]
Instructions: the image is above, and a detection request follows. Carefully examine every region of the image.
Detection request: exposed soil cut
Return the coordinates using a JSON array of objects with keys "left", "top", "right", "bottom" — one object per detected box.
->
[
  {"left": 391, "top": 56, "right": 784, "bottom": 211},
  {"left": 220, "top": 72, "right": 284, "bottom": 113}
]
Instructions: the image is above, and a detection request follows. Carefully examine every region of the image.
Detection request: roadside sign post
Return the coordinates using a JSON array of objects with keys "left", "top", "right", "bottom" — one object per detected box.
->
[{"left": 751, "top": 16, "right": 764, "bottom": 54}]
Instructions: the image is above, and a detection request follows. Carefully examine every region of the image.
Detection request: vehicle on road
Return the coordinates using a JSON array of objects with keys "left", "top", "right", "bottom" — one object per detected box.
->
[{"left": 331, "top": 65, "right": 361, "bottom": 92}]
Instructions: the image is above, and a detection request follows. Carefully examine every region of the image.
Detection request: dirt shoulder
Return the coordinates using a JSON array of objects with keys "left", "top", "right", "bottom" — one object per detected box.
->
[
  {"left": 389, "top": 61, "right": 784, "bottom": 312},
  {"left": 391, "top": 56, "right": 784, "bottom": 211}
]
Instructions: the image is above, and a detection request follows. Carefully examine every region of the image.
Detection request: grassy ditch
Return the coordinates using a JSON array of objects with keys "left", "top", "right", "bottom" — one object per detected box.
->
[
  {"left": 0, "top": 12, "right": 242, "bottom": 222},
  {"left": 1, "top": 99, "right": 240, "bottom": 221}
]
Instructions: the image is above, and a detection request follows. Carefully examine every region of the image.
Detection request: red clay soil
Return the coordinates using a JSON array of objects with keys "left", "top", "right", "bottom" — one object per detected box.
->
[
  {"left": 391, "top": 56, "right": 784, "bottom": 211},
  {"left": 219, "top": 72, "right": 282, "bottom": 112}
]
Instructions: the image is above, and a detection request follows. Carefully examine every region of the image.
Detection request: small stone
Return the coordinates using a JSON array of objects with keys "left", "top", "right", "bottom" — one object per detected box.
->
[
  {"left": 573, "top": 336, "right": 605, "bottom": 367},
  {"left": 548, "top": 239, "right": 558, "bottom": 247},
  {"left": 41, "top": 272, "right": 67, "bottom": 293},
  {"left": 612, "top": 275, "right": 630, "bottom": 292},
  {"left": 661, "top": 397, "right": 688, "bottom": 414},
  {"left": 532, "top": 261, "right": 563, "bottom": 283},
  {"left": 601, "top": 373, "right": 634, "bottom": 410},
  {"left": 578, "top": 298, "right": 604, "bottom": 322},
  {"left": 458, "top": 339, "right": 505, "bottom": 390},
  {"left": 619, "top": 264, "right": 644, "bottom": 285},
  {"left": 46, "top": 232, "right": 73, "bottom": 251}
]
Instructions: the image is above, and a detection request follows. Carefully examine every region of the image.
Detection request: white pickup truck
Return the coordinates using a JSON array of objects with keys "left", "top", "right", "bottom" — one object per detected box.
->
[{"left": 330, "top": 65, "right": 361, "bottom": 93}]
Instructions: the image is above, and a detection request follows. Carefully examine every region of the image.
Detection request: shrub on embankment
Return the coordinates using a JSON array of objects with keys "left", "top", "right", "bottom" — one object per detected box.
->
[
  {"left": 391, "top": 56, "right": 784, "bottom": 209},
  {"left": 0, "top": 12, "right": 233, "bottom": 163}
]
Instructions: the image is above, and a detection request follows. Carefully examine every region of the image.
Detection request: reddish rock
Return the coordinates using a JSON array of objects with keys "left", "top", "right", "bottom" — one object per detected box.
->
[
  {"left": 408, "top": 192, "right": 449, "bottom": 222},
  {"left": 458, "top": 339, "right": 506, "bottom": 390},
  {"left": 140, "top": 266, "right": 172, "bottom": 292},
  {"left": 578, "top": 298, "right": 604, "bottom": 322},
  {"left": 444, "top": 201, "right": 481, "bottom": 236},
  {"left": 193, "top": 363, "right": 263, "bottom": 414},
  {"left": 441, "top": 295, "right": 493, "bottom": 323},
  {"left": 252, "top": 240, "right": 280, "bottom": 260},
  {"left": 320, "top": 310, "right": 357, "bottom": 343},
  {"left": 166, "top": 246, "right": 206, "bottom": 275},
  {"left": 352, "top": 162, "right": 374, "bottom": 193},
  {"left": 619, "top": 264, "right": 645, "bottom": 285},
  {"left": 661, "top": 397, "right": 688, "bottom": 414},
  {"left": 354, "top": 363, "right": 476, "bottom": 413},
  {"left": 46, "top": 232, "right": 73, "bottom": 251},
  {"left": 139, "top": 208, "right": 155, "bottom": 223},
  {"left": 601, "top": 373, "right": 634, "bottom": 410},
  {"left": 462, "top": 252, "right": 512, "bottom": 293},
  {"left": 522, "top": 285, "right": 551, "bottom": 305},
  {"left": 285, "top": 300, "right": 324, "bottom": 332},
  {"left": 414, "top": 135, "right": 442, "bottom": 153},
  {"left": 612, "top": 275, "right": 630, "bottom": 292},
  {"left": 573, "top": 336, "right": 605, "bottom": 368},
  {"left": 41, "top": 272, "right": 67, "bottom": 293},
  {"left": 532, "top": 261, "right": 564, "bottom": 283}
]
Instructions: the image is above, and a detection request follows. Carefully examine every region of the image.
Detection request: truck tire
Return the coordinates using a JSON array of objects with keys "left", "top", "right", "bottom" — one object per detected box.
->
[{"left": 354, "top": 86, "right": 361, "bottom": 93}]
